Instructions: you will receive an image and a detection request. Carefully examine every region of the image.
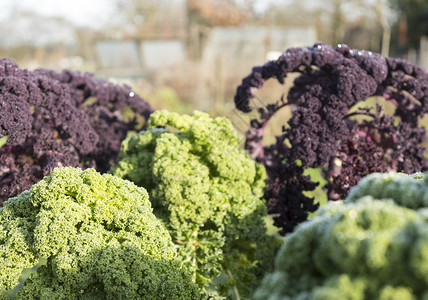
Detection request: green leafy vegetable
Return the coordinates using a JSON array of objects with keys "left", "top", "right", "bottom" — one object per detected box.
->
[
  {"left": 346, "top": 172, "right": 428, "bottom": 208},
  {"left": 0, "top": 167, "right": 200, "bottom": 299},
  {"left": 112, "top": 110, "right": 281, "bottom": 298},
  {"left": 254, "top": 171, "right": 428, "bottom": 299}
]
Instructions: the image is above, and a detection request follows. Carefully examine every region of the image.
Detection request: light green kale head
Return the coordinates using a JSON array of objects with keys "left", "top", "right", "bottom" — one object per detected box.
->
[
  {"left": 112, "top": 110, "right": 281, "bottom": 298},
  {"left": 254, "top": 171, "right": 428, "bottom": 299},
  {"left": 0, "top": 167, "right": 200, "bottom": 300},
  {"left": 345, "top": 171, "right": 428, "bottom": 208}
]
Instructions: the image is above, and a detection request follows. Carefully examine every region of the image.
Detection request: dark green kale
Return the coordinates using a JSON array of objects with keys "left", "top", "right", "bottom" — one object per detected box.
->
[{"left": 254, "top": 172, "right": 428, "bottom": 299}]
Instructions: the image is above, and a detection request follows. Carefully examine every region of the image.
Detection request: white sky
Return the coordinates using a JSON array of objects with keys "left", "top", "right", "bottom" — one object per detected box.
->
[
  {"left": 0, "top": 0, "right": 291, "bottom": 28},
  {"left": 0, "top": 0, "right": 386, "bottom": 30},
  {"left": 0, "top": 0, "right": 116, "bottom": 28}
]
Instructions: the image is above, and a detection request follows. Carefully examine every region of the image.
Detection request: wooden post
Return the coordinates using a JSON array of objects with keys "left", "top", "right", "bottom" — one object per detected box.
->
[{"left": 420, "top": 36, "right": 428, "bottom": 71}]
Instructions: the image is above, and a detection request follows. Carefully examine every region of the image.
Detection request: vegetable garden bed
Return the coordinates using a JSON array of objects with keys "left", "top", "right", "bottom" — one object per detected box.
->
[{"left": 2, "top": 43, "right": 428, "bottom": 299}]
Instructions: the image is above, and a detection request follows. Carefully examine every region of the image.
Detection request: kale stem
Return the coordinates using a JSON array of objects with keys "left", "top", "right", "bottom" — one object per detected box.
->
[
  {"left": 192, "top": 227, "right": 198, "bottom": 284},
  {"left": 226, "top": 269, "right": 241, "bottom": 300}
]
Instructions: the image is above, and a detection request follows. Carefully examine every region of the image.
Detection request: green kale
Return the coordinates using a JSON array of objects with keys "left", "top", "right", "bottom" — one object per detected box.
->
[
  {"left": 112, "top": 110, "right": 281, "bottom": 298},
  {"left": 254, "top": 171, "right": 428, "bottom": 299},
  {"left": 0, "top": 167, "right": 200, "bottom": 299},
  {"left": 345, "top": 171, "right": 428, "bottom": 208}
]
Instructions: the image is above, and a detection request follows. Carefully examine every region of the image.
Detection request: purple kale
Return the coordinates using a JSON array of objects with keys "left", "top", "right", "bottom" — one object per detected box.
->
[
  {"left": 235, "top": 43, "right": 428, "bottom": 234},
  {"left": 0, "top": 59, "right": 153, "bottom": 204}
]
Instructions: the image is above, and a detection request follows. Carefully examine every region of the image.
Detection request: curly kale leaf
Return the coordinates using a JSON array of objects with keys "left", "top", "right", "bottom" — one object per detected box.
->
[
  {"left": 112, "top": 110, "right": 281, "bottom": 298},
  {"left": 0, "top": 167, "right": 200, "bottom": 299},
  {"left": 0, "top": 59, "right": 153, "bottom": 204},
  {"left": 345, "top": 171, "right": 428, "bottom": 209},
  {"left": 234, "top": 42, "right": 428, "bottom": 234},
  {"left": 254, "top": 185, "right": 428, "bottom": 299}
]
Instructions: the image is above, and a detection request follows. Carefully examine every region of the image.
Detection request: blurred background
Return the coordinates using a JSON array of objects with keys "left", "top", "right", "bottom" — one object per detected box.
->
[{"left": 1, "top": 0, "right": 428, "bottom": 129}]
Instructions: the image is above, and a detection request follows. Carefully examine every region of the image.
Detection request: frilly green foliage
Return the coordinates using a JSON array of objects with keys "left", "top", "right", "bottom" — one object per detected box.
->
[
  {"left": 112, "top": 110, "right": 281, "bottom": 297},
  {"left": 0, "top": 167, "right": 200, "bottom": 299},
  {"left": 346, "top": 171, "right": 428, "bottom": 208},
  {"left": 254, "top": 171, "right": 428, "bottom": 299}
]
